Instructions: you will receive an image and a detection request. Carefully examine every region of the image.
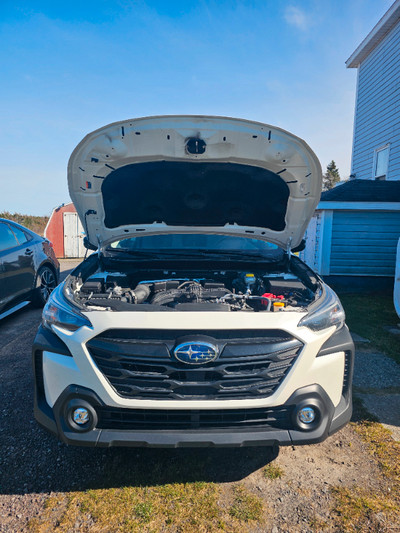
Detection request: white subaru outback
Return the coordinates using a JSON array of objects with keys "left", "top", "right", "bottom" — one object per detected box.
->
[{"left": 33, "top": 115, "right": 354, "bottom": 448}]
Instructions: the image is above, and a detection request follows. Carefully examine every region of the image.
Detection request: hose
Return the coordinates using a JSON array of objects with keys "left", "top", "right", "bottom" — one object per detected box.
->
[{"left": 132, "top": 283, "right": 151, "bottom": 303}]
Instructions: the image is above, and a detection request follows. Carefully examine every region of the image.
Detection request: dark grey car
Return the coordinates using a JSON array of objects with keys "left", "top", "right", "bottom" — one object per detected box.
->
[{"left": 0, "top": 218, "right": 60, "bottom": 319}]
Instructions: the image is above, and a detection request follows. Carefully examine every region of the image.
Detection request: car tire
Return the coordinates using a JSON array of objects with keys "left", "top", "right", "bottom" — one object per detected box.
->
[{"left": 32, "top": 265, "right": 57, "bottom": 307}]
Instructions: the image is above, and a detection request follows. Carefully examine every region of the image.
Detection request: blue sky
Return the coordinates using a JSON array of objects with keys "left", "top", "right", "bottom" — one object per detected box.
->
[{"left": 0, "top": 0, "right": 393, "bottom": 215}]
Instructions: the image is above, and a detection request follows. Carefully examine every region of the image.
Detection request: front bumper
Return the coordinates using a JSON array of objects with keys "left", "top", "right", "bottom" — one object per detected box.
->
[
  {"left": 33, "top": 325, "right": 354, "bottom": 448},
  {"left": 34, "top": 382, "right": 352, "bottom": 448}
]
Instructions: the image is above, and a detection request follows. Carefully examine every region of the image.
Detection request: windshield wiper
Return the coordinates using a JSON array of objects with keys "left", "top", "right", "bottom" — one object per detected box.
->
[
  {"left": 105, "top": 249, "right": 211, "bottom": 260},
  {"left": 191, "top": 249, "right": 278, "bottom": 257},
  {"left": 105, "top": 249, "right": 169, "bottom": 259}
]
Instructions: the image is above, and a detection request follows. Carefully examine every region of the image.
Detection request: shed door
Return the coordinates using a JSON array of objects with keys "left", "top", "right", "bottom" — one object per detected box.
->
[
  {"left": 330, "top": 211, "right": 400, "bottom": 276},
  {"left": 63, "top": 212, "right": 85, "bottom": 258}
]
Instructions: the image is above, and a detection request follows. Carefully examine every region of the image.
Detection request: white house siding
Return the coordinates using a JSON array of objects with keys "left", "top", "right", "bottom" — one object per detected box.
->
[{"left": 352, "top": 20, "right": 400, "bottom": 181}]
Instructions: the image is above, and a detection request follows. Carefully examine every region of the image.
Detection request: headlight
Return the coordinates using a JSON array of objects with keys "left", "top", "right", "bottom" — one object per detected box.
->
[
  {"left": 298, "top": 285, "right": 345, "bottom": 331},
  {"left": 42, "top": 284, "right": 92, "bottom": 331}
]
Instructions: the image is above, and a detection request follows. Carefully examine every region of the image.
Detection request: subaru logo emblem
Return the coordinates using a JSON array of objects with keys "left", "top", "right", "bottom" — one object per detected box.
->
[{"left": 174, "top": 342, "right": 219, "bottom": 365}]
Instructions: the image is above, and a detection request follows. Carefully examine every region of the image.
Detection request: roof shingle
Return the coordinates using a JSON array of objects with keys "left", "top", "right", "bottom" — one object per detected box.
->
[{"left": 320, "top": 179, "right": 400, "bottom": 203}]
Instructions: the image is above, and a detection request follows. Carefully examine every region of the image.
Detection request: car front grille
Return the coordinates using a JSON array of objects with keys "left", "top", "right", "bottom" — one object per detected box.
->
[
  {"left": 86, "top": 329, "right": 303, "bottom": 400},
  {"left": 95, "top": 405, "right": 294, "bottom": 431}
]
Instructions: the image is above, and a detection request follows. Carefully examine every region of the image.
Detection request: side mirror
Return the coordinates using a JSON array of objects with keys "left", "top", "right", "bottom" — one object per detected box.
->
[
  {"left": 83, "top": 237, "right": 98, "bottom": 251},
  {"left": 291, "top": 239, "right": 306, "bottom": 253}
]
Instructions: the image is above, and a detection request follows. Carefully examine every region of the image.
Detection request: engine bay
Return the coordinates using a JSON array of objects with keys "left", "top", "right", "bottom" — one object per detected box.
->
[{"left": 68, "top": 266, "right": 317, "bottom": 312}]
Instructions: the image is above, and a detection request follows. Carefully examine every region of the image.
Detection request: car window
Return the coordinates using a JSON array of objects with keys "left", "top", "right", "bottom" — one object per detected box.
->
[
  {"left": 108, "top": 234, "right": 283, "bottom": 260},
  {"left": 10, "top": 225, "right": 29, "bottom": 245},
  {"left": 0, "top": 222, "right": 19, "bottom": 251}
]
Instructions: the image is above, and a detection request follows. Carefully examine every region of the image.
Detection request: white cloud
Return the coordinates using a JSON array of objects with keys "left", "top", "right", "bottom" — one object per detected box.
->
[{"left": 284, "top": 5, "right": 309, "bottom": 31}]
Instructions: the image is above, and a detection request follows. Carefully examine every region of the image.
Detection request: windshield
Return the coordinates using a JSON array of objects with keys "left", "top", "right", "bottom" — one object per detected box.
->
[{"left": 108, "top": 234, "right": 283, "bottom": 258}]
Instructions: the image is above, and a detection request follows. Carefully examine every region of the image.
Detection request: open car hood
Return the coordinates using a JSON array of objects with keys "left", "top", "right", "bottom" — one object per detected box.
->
[{"left": 68, "top": 115, "right": 322, "bottom": 250}]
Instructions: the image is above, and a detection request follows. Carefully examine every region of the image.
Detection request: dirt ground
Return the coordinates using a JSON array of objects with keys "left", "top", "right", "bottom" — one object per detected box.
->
[{"left": 0, "top": 260, "right": 396, "bottom": 532}]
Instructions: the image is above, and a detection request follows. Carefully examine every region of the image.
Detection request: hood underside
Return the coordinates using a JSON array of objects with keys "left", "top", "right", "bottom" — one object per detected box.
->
[{"left": 68, "top": 115, "right": 322, "bottom": 249}]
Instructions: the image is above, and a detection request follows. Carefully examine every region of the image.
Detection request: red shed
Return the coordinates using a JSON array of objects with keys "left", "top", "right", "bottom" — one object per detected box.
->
[{"left": 44, "top": 203, "right": 86, "bottom": 258}]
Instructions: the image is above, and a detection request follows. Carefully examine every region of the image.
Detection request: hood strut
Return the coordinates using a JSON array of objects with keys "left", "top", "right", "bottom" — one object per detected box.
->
[{"left": 286, "top": 237, "right": 292, "bottom": 257}]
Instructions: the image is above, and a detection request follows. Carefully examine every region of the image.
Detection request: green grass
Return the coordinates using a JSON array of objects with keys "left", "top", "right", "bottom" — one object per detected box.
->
[
  {"left": 29, "top": 482, "right": 266, "bottom": 532},
  {"left": 331, "top": 486, "right": 398, "bottom": 532},
  {"left": 263, "top": 463, "right": 284, "bottom": 480},
  {"left": 229, "top": 485, "right": 264, "bottom": 522},
  {"left": 30, "top": 483, "right": 224, "bottom": 532},
  {"left": 339, "top": 292, "right": 400, "bottom": 364}
]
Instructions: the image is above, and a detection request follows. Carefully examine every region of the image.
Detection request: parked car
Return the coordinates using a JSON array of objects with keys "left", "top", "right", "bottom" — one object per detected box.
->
[
  {"left": 33, "top": 115, "right": 354, "bottom": 449},
  {"left": 0, "top": 218, "right": 60, "bottom": 319}
]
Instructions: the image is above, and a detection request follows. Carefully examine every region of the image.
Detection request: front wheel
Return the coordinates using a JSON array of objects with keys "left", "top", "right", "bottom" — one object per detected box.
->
[{"left": 32, "top": 266, "right": 57, "bottom": 307}]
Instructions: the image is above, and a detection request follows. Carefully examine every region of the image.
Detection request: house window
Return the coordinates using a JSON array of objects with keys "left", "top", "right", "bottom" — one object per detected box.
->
[{"left": 374, "top": 145, "right": 390, "bottom": 180}]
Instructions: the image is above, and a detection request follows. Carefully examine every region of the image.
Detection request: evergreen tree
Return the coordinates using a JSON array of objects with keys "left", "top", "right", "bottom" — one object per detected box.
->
[{"left": 322, "top": 160, "right": 340, "bottom": 190}]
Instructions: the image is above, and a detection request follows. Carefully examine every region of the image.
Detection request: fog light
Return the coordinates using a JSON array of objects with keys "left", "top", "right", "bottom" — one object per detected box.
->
[
  {"left": 73, "top": 407, "right": 90, "bottom": 425},
  {"left": 65, "top": 399, "right": 98, "bottom": 433},
  {"left": 298, "top": 406, "right": 316, "bottom": 424}
]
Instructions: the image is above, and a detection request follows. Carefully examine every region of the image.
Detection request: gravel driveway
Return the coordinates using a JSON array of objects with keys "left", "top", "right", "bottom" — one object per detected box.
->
[{"left": 0, "top": 259, "right": 396, "bottom": 532}]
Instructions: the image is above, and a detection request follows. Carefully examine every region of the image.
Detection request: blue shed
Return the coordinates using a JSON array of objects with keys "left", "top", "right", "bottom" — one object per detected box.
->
[{"left": 301, "top": 180, "right": 400, "bottom": 290}]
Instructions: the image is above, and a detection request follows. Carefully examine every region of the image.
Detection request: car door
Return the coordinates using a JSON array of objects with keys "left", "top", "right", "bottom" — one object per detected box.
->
[
  {"left": 0, "top": 222, "right": 34, "bottom": 311},
  {"left": 8, "top": 223, "right": 36, "bottom": 291}
]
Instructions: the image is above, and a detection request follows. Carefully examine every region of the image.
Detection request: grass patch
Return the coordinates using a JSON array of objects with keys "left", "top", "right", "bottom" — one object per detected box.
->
[
  {"left": 339, "top": 292, "right": 400, "bottom": 364},
  {"left": 132, "top": 501, "right": 153, "bottom": 523},
  {"left": 41, "top": 483, "right": 221, "bottom": 532},
  {"left": 28, "top": 447, "right": 275, "bottom": 532},
  {"left": 308, "top": 515, "right": 329, "bottom": 530},
  {"left": 229, "top": 485, "right": 263, "bottom": 522},
  {"left": 331, "top": 486, "right": 398, "bottom": 532},
  {"left": 263, "top": 463, "right": 284, "bottom": 480},
  {"left": 330, "top": 397, "right": 400, "bottom": 532},
  {"left": 29, "top": 481, "right": 267, "bottom": 532},
  {"left": 351, "top": 421, "right": 400, "bottom": 482}
]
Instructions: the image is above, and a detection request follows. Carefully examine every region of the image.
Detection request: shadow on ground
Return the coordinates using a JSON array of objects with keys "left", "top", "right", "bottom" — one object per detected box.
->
[
  {"left": 1, "top": 421, "right": 279, "bottom": 494},
  {"left": 0, "top": 303, "right": 278, "bottom": 496}
]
